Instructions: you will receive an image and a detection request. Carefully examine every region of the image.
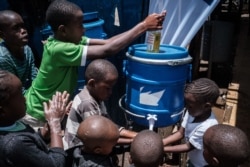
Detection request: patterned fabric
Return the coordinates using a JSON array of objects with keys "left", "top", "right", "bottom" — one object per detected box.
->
[
  {"left": 63, "top": 87, "right": 109, "bottom": 150},
  {"left": 181, "top": 111, "right": 218, "bottom": 167},
  {"left": 25, "top": 36, "right": 89, "bottom": 122},
  {"left": 0, "top": 42, "right": 37, "bottom": 94},
  {"left": 0, "top": 121, "right": 66, "bottom": 167}
]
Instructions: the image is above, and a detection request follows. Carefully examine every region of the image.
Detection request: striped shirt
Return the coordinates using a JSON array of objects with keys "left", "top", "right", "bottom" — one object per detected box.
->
[{"left": 0, "top": 42, "right": 37, "bottom": 94}]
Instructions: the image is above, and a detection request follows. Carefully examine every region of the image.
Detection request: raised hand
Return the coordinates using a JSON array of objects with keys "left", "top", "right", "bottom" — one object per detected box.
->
[
  {"left": 143, "top": 10, "right": 167, "bottom": 30},
  {"left": 43, "top": 91, "right": 70, "bottom": 134},
  {"left": 61, "top": 91, "right": 71, "bottom": 117}
]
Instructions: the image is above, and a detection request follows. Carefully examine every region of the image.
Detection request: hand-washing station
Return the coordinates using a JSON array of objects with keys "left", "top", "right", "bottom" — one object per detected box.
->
[{"left": 122, "top": 44, "right": 192, "bottom": 128}]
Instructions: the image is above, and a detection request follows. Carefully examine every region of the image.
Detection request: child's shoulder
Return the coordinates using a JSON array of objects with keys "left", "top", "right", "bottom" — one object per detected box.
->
[
  {"left": 200, "top": 113, "right": 218, "bottom": 131},
  {"left": 207, "top": 111, "right": 218, "bottom": 124}
]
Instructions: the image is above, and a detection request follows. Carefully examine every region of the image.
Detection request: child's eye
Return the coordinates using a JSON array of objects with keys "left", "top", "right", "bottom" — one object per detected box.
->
[{"left": 13, "top": 24, "right": 26, "bottom": 32}]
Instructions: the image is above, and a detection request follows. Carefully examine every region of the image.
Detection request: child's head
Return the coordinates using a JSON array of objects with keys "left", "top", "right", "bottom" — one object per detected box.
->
[
  {"left": 85, "top": 59, "right": 118, "bottom": 102},
  {"left": 0, "top": 70, "right": 26, "bottom": 126},
  {"left": 46, "top": 0, "right": 84, "bottom": 44},
  {"left": 130, "top": 130, "right": 164, "bottom": 167},
  {"left": 77, "top": 115, "right": 119, "bottom": 155},
  {"left": 0, "top": 10, "right": 28, "bottom": 47},
  {"left": 203, "top": 124, "right": 250, "bottom": 167},
  {"left": 184, "top": 78, "right": 219, "bottom": 117}
]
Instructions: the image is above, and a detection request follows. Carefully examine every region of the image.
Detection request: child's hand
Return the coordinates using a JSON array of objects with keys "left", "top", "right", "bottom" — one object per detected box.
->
[
  {"left": 66, "top": 100, "right": 73, "bottom": 115},
  {"left": 61, "top": 90, "right": 71, "bottom": 116},
  {"left": 44, "top": 91, "right": 70, "bottom": 121},
  {"left": 44, "top": 92, "right": 64, "bottom": 121},
  {"left": 43, "top": 91, "right": 69, "bottom": 133},
  {"left": 143, "top": 10, "right": 167, "bottom": 30}
]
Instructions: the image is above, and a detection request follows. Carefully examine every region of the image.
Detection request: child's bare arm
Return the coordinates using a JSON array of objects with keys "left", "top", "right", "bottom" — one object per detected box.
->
[
  {"left": 86, "top": 11, "right": 166, "bottom": 59},
  {"left": 88, "top": 10, "right": 166, "bottom": 47},
  {"left": 119, "top": 128, "right": 137, "bottom": 138},
  {"left": 162, "top": 126, "right": 185, "bottom": 146},
  {"left": 43, "top": 91, "right": 69, "bottom": 148},
  {"left": 117, "top": 128, "right": 137, "bottom": 144},
  {"left": 164, "top": 142, "right": 194, "bottom": 153}
]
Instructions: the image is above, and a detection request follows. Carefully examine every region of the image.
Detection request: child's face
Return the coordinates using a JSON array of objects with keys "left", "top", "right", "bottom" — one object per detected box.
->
[
  {"left": 2, "top": 76, "right": 26, "bottom": 124},
  {"left": 184, "top": 93, "right": 206, "bottom": 117},
  {"left": 1, "top": 13, "right": 28, "bottom": 47},
  {"left": 92, "top": 74, "right": 118, "bottom": 101},
  {"left": 64, "top": 10, "right": 84, "bottom": 44}
]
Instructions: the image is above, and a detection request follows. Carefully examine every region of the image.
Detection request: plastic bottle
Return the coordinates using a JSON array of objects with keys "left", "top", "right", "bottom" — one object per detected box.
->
[{"left": 146, "top": 30, "right": 161, "bottom": 53}]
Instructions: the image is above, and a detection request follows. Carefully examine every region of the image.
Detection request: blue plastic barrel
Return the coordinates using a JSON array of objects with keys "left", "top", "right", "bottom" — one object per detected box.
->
[
  {"left": 76, "top": 12, "right": 106, "bottom": 94},
  {"left": 124, "top": 44, "right": 192, "bottom": 127}
]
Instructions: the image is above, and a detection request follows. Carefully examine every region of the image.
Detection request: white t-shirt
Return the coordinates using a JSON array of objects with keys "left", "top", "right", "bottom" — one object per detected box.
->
[{"left": 181, "top": 111, "right": 218, "bottom": 167}]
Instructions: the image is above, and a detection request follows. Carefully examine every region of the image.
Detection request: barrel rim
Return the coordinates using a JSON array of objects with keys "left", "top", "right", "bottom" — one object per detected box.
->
[
  {"left": 126, "top": 52, "right": 192, "bottom": 66},
  {"left": 127, "top": 44, "right": 189, "bottom": 59}
]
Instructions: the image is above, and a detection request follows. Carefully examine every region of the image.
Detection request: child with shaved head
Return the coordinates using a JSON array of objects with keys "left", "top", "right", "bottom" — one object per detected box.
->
[
  {"left": 203, "top": 124, "right": 250, "bottom": 167},
  {"left": 72, "top": 115, "right": 120, "bottom": 167},
  {"left": 129, "top": 130, "right": 164, "bottom": 167}
]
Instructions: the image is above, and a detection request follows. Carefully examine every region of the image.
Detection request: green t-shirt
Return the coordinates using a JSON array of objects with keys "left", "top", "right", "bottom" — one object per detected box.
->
[{"left": 25, "top": 36, "right": 89, "bottom": 122}]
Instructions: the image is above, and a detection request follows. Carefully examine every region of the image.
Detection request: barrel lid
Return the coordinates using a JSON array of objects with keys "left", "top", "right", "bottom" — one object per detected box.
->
[
  {"left": 127, "top": 44, "right": 188, "bottom": 59},
  {"left": 83, "top": 12, "right": 99, "bottom": 22},
  {"left": 83, "top": 19, "right": 104, "bottom": 29}
]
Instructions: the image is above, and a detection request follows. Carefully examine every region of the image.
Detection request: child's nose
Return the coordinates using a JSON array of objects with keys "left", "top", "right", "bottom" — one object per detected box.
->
[{"left": 20, "top": 28, "right": 27, "bottom": 34}]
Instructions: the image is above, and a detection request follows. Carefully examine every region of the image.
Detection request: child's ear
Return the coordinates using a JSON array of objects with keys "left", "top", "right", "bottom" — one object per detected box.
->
[
  {"left": 58, "top": 25, "right": 66, "bottom": 36},
  {"left": 211, "top": 156, "right": 220, "bottom": 166},
  {"left": 94, "top": 146, "right": 102, "bottom": 154},
  {"left": 204, "top": 102, "right": 212, "bottom": 109},
  {"left": 87, "top": 79, "right": 95, "bottom": 87}
]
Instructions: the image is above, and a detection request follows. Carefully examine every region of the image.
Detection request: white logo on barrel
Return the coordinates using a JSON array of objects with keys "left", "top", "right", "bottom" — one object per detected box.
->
[{"left": 139, "top": 87, "right": 165, "bottom": 106}]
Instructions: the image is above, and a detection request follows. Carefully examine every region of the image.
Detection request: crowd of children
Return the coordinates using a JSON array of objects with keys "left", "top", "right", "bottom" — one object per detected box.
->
[{"left": 0, "top": 1, "right": 250, "bottom": 167}]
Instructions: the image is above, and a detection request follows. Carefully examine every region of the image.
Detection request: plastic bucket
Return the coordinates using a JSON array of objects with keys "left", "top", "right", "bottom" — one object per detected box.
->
[{"left": 124, "top": 44, "right": 192, "bottom": 127}]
